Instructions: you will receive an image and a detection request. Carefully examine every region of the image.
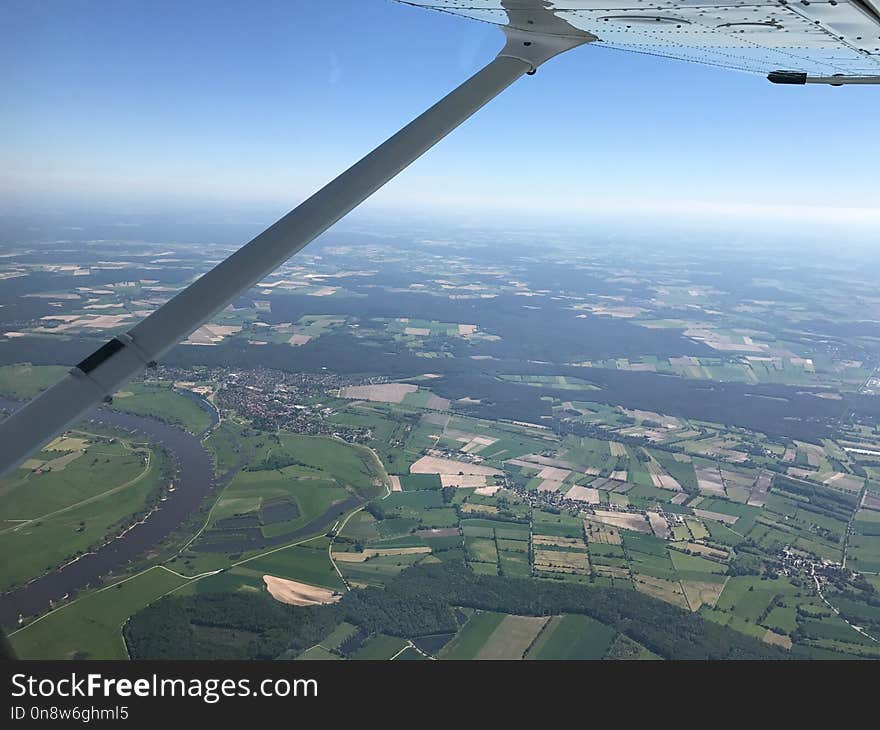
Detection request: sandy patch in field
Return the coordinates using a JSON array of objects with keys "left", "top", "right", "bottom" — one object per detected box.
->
[
  {"left": 332, "top": 547, "right": 431, "bottom": 563},
  {"left": 670, "top": 493, "right": 689, "bottom": 505},
  {"left": 474, "top": 485, "right": 502, "bottom": 496},
  {"left": 458, "top": 324, "right": 477, "bottom": 335},
  {"left": 762, "top": 630, "right": 792, "bottom": 650},
  {"left": 288, "top": 334, "right": 311, "bottom": 346},
  {"left": 591, "top": 510, "right": 651, "bottom": 534},
  {"left": 440, "top": 474, "right": 487, "bottom": 488},
  {"left": 20, "top": 459, "right": 45, "bottom": 470},
  {"left": 564, "top": 485, "right": 600, "bottom": 504},
  {"left": 389, "top": 476, "right": 403, "bottom": 492},
  {"left": 609, "top": 470, "right": 628, "bottom": 482},
  {"left": 341, "top": 383, "right": 417, "bottom": 403},
  {"left": 404, "top": 327, "right": 430, "bottom": 336},
  {"left": 262, "top": 576, "right": 342, "bottom": 606},
  {"left": 410, "top": 455, "right": 501, "bottom": 476}
]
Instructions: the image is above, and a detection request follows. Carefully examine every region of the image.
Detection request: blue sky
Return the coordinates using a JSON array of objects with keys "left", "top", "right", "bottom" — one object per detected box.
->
[{"left": 2, "top": 0, "right": 879, "bottom": 229}]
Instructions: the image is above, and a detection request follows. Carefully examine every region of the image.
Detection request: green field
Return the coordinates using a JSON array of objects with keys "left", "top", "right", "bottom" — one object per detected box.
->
[
  {"left": 0, "top": 438, "right": 167, "bottom": 591},
  {"left": 196, "top": 431, "right": 382, "bottom": 555},
  {"left": 526, "top": 614, "right": 617, "bottom": 660},
  {"left": 11, "top": 567, "right": 188, "bottom": 659},
  {"left": 242, "top": 540, "right": 345, "bottom": 591},
  {"left": 0, "top": 363, "right": 69, "bottom": 399},
  {"left": 440, "top": 611, "right": 505, "bottom": 659},
  {"left": 351, "top": 634, "right": 409, "bottom": 660},
  {"left": 111, "top": 382, "right": 213, "bottom": 434}
]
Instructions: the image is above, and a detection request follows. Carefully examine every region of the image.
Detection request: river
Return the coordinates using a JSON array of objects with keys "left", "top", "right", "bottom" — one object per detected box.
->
[{"left": 0, "top": 398, "right": 215, "bottom": 628}]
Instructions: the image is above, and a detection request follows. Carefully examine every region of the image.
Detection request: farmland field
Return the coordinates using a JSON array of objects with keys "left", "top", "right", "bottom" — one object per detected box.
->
[
  {"left": 10, "top": 567, "right": 188, "bottom": 659},
  {"left": 0, "top": 438, "right": 167, "bottom": 591},
  {"left": 3, "top": 218, "right": 880, "bottom": 662},
  {"left": 526, "top": 615, "right": 617, "bottom": 660}
]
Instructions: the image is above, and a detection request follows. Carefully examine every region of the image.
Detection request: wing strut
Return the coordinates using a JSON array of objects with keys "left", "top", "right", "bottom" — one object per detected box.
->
[{"left": 0, "top": 27, "right": 591, "bottom": 475}]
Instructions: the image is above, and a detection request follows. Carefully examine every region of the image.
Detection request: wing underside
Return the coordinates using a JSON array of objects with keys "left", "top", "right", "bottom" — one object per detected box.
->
[{"left": 399, "top": 0, "right": 880, "bottom": 77}]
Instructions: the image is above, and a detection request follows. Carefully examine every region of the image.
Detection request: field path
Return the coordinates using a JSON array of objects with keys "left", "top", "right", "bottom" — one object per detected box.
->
[
  {"left": 390, "top": 639, "right": 436, "bottom": 660},
  {"left": 0, "top": 443, "right": 153, "bottom": 536},
  {"left": 328, "top": 506, "right": 367, "bottom": 591}
]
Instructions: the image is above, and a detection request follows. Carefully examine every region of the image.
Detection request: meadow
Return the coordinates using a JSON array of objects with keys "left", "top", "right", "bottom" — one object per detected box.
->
[{"left": 0, "top": 438, "right": 167, "bottom": 591}]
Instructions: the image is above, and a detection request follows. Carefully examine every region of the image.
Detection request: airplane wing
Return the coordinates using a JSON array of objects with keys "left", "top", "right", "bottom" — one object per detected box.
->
[{"left": 399, "top": 0, "right": 880, "bottom": 82}]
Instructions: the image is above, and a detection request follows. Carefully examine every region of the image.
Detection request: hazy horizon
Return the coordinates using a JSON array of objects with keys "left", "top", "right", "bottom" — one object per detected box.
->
[{"left": 3, "top": 0, "right": 880, "bottom": 231}]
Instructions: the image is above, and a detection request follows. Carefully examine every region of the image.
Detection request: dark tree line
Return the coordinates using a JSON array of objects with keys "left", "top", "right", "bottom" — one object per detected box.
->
[{"left": 125, "top": 563, "right": 786, "bottom": 660}]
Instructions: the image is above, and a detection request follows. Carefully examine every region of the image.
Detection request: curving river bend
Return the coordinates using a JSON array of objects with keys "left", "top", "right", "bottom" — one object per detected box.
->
[{"left": 0, "top": 398, "right": 216, "bottom": 628}]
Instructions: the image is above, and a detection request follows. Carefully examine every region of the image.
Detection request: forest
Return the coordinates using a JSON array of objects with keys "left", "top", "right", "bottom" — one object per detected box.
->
[{"left": 125, "top": 562, "right": 786, "bottom": 660}]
